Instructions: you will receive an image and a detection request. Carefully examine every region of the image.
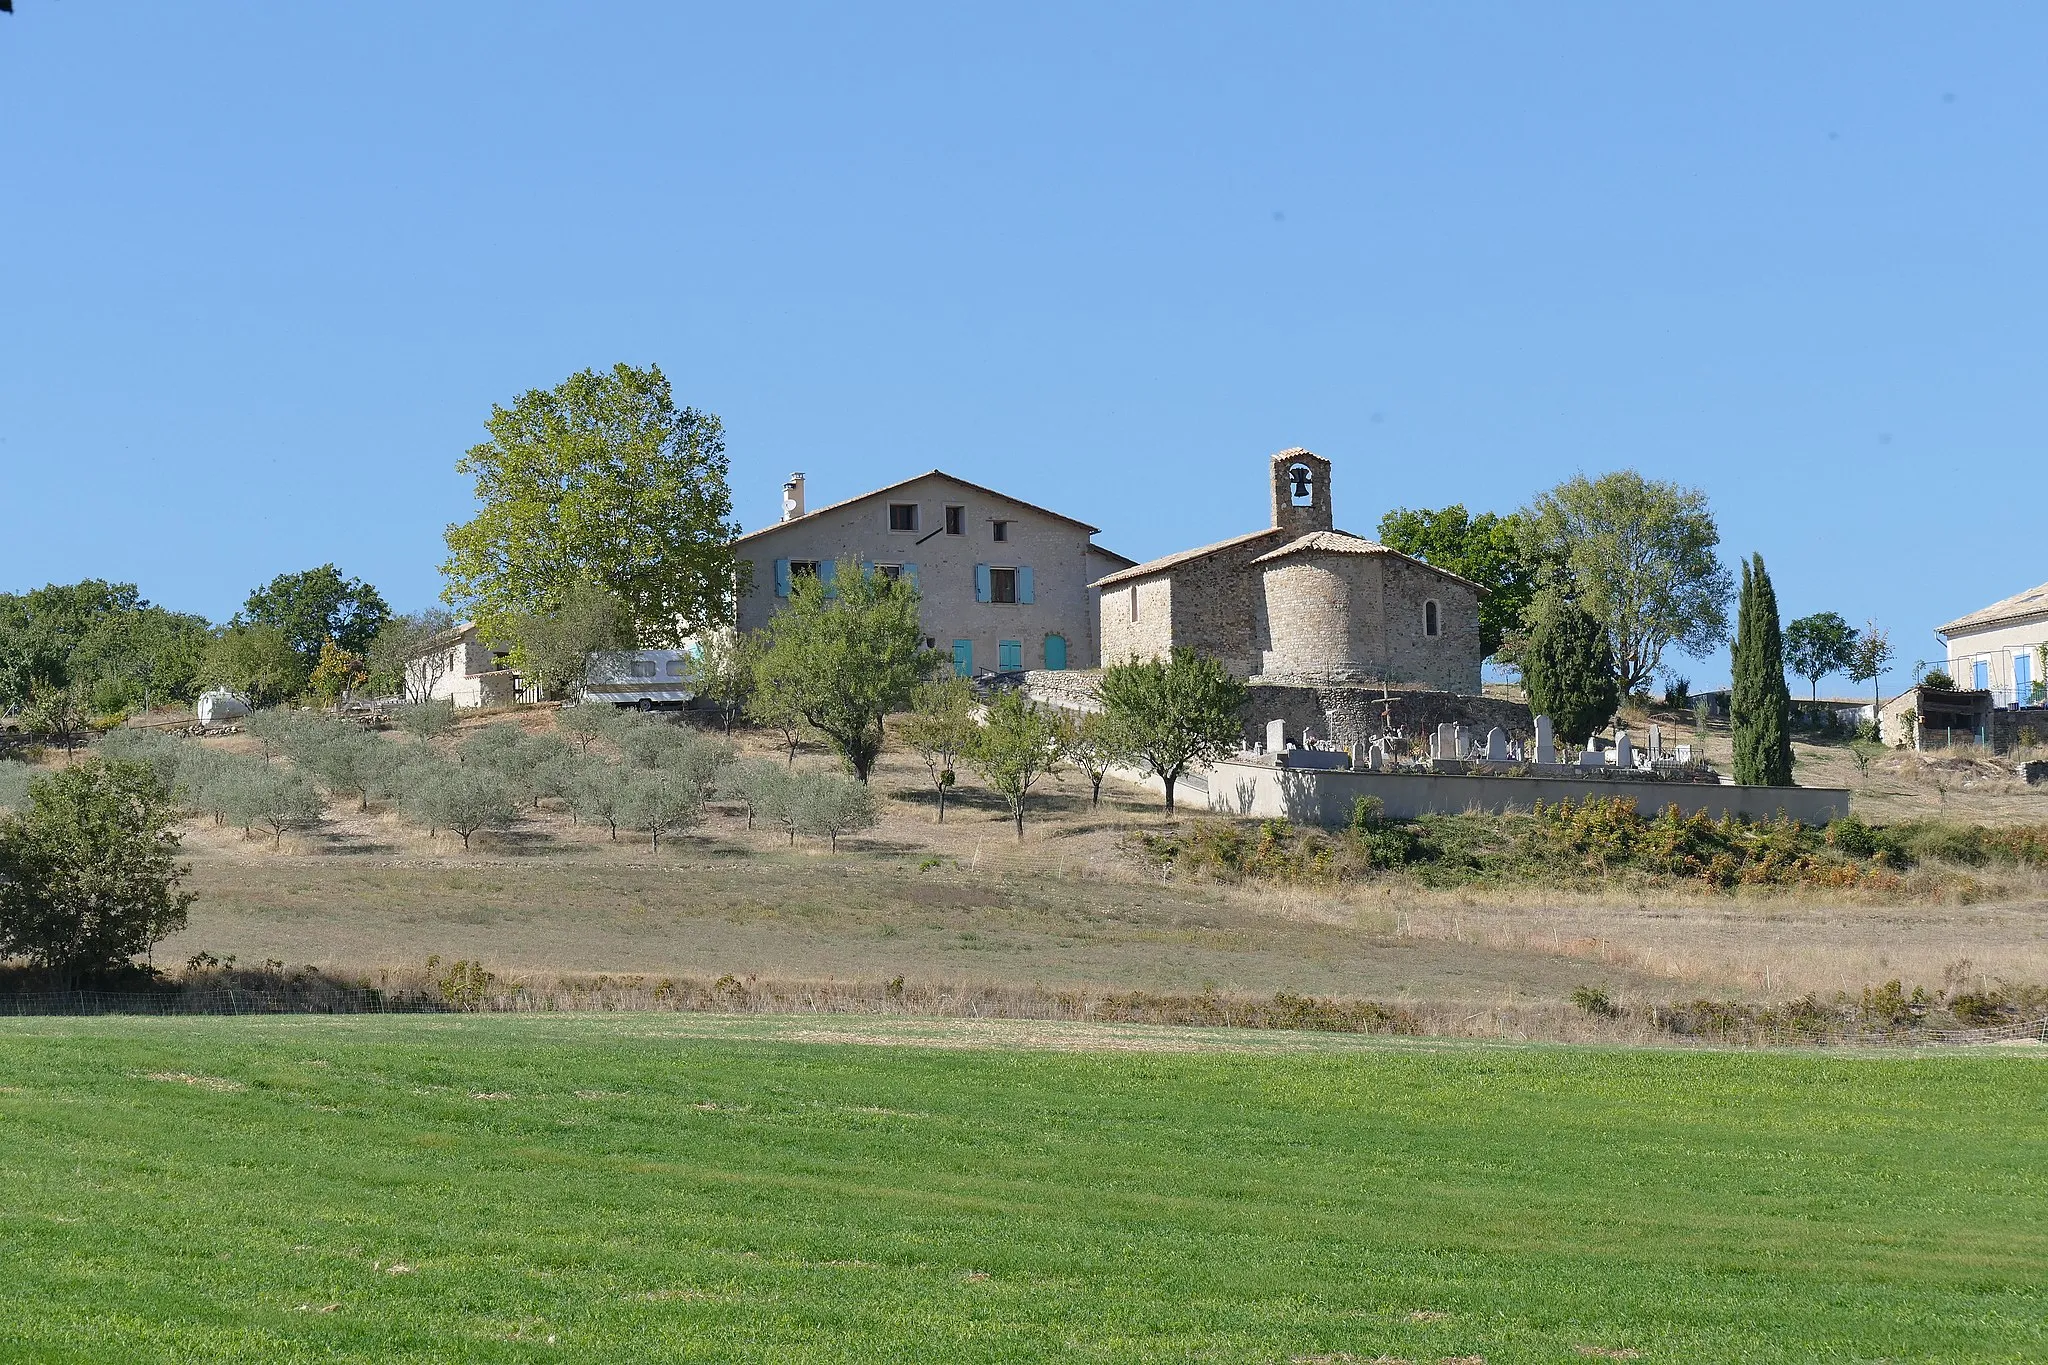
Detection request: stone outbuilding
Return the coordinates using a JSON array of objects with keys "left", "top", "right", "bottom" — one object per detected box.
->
[{"left": 1093, "top": 448, "right": 1485, "bottom": 693}]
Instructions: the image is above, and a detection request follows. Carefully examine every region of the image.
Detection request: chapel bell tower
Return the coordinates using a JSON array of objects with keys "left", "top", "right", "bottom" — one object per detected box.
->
[{"left": 1270, "top": 448, "right": 1333, "bottom": 537}]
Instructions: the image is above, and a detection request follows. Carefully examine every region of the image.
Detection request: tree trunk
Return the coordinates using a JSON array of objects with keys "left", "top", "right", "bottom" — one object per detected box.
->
[
  {"left": 1090, "top": 774, "right": 1103, "bottom": 807},
  {"left": 1162, "top": 774, "right": 1177, "bottom": 812},
  {"left": 937, "top": 785, "right": 947, "bottom": 823},
  {"left": 1014, "top": 804, "right": 1024, "bottom": 840}
]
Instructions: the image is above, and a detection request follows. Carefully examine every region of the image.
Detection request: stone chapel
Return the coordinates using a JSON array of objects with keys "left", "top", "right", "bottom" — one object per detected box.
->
[{"left": 1091, "top": 449, "right": 1485, "bottom": 693}]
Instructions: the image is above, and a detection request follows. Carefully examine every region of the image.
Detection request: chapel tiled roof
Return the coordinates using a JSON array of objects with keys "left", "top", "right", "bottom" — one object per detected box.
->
[
  {"left": 1089, "top": 527, "right": 1289, "bottom": 589},
  {"left": 1937, "top": 580, "right": 2048, "bottom": 637}
]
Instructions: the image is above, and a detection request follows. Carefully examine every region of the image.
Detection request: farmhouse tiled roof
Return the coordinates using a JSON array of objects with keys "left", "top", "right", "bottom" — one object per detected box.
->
[
  {"left": 733, "top": 469, "right": 1101, "bottom": 545},
  {"left": 1251, "top": 530, "right": 1488, "bottom": 593},
  {"left": 1089, "top": 527, "right": 1289, "bottom": 589},
  {"left": 1937, "top": 580, "right": 2048, "bottom": 637}
]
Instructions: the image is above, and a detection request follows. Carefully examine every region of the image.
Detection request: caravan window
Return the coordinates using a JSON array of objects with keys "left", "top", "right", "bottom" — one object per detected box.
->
[
  {"left": 666, "top": 659, "right": 689, "bottom": 677},
  {"left": 630, "top": 660, "right": 658, "bottom": 679}
]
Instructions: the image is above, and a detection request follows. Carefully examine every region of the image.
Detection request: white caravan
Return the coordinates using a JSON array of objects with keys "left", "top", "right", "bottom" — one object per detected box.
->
[{"left": 581, "top": 650, "right": 695, "bottom": 711}]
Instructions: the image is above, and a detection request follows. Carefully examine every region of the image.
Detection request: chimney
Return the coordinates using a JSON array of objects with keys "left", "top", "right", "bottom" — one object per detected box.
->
[{"left": 781, "top": 472, "right": 806, "bottom": 522}]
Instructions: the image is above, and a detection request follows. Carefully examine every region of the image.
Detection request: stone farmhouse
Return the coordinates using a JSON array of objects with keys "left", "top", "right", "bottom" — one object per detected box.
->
[
  {"left": 404, "top": 621, "right": 519, "bottom": 708},
  {"left": 1938, "top": 580, "right": 2048, "bottom": 708},
  {"left": 1092, "top": 449, "right": 1485, "bottom": 693},
  {"left": 733, "top": 471, "right": 1134, "bottom": 675}
]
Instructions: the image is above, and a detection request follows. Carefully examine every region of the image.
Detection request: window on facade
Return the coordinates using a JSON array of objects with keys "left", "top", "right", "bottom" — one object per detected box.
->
[
  {"left": 945, "top": 505, "right": 965, "bottom": 535},
  {"left": 992, "top": 519, "right": 1011, "bottom": 542},
  {"left": 789, "top": 560, "right": 821, "bottom": 581},
  {"left": 874, "top": 563, "right": 902, "bottom": 581},
  {"left": 1129, "top": 586, "right": 1139, "bottom": 621},
  {"left": 889, "top": 503, "right": 919, "bottom": 532},
  {"left": 1424, "top": 601, "right": 1440, "bottom": 637},
  {"left": 989, "top": 567, "right": 1019, "bottom": 604}
]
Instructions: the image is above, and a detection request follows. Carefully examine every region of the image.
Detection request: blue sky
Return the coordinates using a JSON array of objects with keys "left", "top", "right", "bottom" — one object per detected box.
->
[{"left": 4, "top": 2, "right": 2043, "bottom": 691}]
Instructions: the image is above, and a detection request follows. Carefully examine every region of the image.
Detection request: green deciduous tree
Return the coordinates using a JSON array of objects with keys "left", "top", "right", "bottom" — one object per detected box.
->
[
  {"left": 241, "top": 565, "right": 391, "bottom": 669},
  {"left": 1097, "top": 649, "right": 1247, "bottom": 814},
  {"left": 1784, "top": 611, "right": 1858, "bottom": 702},
  {"left": 754, "top": 559, "right": 934, "bottom": 782},
  {"left": 1067, "top": 710, "right": 1135, "bottom": 809},
  {"left": 201, "top": 623, "right": 308, "bottom": 706},
  {"left": 1518, "top": 471, "right": 1733, "bottom": 695},
  {"left": 1731, "top": 555, "right": 1794, "bottom": 787},
  {"left": 1375, "top": 505, "right": 1534, "bottom": 660},
  {"left": 1521, "top": 596, "right": 1620, "bottom": 747},
  {"left": 505, "top": 575, "right": 635, "bottom": 699},
  {"left": 0, "top": 759, "right": 195, "bottom": 981},
  {"left": 968, "top": 691, "right": 1070, "bottom": 839},
  {"left": 441, "top": 363, "right": 741, "bottom": 646},
  {"left": 1847, "top": 621, "right": 1895, "bottom": 723},
  {"left": 896, "top": 676, "right": 976, "bottom": 822}
]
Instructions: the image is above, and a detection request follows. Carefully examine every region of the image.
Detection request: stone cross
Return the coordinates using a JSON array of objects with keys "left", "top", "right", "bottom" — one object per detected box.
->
[
  {"left": 1613, "top": 730, "right": 1634, "bottom": 769},
  {"left": 1485, "top": 726, "right": 1510, "bottom": 761},
  {"left": 1266, "top": 718, "right": 1287, "bottom": 755},
  {"left": 1533, "top": 715, "right": 1555, "bottom": 765}
]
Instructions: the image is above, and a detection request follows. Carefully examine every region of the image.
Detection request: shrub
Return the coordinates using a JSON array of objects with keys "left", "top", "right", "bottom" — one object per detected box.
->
[
  {"left": 394, "top": 701, "right": 457, "bottom": 745},
  {"left": 624, "top": 768, "right": 703, "bottom": 851},
  {"left": 406, "top": 763, "right": 516, "bottom": 850},
  {"left": 0, "top": 759, "right": 195, "bottom": 981},
  {"left": 1570, "top": 985, "right": 1619, "bottom": 1018},
  {"left": 716, "top": 758, "right": 793, "bottom": 832},
  {"left": 793, "top": 771, "right": 878, "bottom": 850}
]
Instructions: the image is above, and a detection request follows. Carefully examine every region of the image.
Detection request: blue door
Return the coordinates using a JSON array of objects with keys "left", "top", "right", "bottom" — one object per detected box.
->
[
  {"left": 951, "top": 640, "right": 973, "bottom": 677},
  {"left": 1042, "top": 633, "right": 1067, "bottom": 670},
  {"left": 999, "top": 639, "right": 1022, "bottom": 672},
  {"left": 2017, "top": 651, "right": 2033, "bottom": 704},
  {"left": 1974, "top": 659, "right": 1990, "bottom": 691}
]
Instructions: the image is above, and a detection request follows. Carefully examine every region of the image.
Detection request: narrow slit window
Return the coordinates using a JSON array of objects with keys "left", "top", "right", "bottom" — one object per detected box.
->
[
  {"left": 1424, "top": 600, "right": 1439, "bottom": 637},
  {"left": 945, "top": 505, "right": 965, "bottom": 535}
]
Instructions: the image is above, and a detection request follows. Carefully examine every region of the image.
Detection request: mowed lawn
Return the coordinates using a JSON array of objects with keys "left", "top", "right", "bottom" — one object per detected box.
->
[{"left": 1, "top": 1017, "right": 2043, "bottom": 1363}]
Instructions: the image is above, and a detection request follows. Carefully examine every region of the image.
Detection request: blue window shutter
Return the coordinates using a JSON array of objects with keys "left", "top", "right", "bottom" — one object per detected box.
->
[
  {"left": 1043, "top": 634, "right": 1066, "bottom": 670},
  {"left": 1018, "top": 566, "right": 1034, "bottom": 604},
  {"left": 819, "top": 560, "right": 838, "bottom": 598},
  {"left": 999, "top": 639, "right": 1022, "bottom": 671},
  {"left": 1974, "top": 659, "right": 1989, "bottom": 690},
  {"left": 860, "top": 560, "right": 874, "bottom": 577},
  {"left": 903, "top": 562, "right": 919, "bottom": 591},
  {"left": 773, "top": 559, "right": 791, "bottom": 597},
  {"left": 975, "top": 564, "right": 991, "bottom": 603},
  {"left": 952, "top": 640, "right": 973, "bottom": 677}
]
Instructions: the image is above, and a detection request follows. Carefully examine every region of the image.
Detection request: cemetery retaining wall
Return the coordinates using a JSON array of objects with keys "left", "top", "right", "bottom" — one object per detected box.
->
[{"left": 1181, "top": 758, "right": 1850, "bottom": 827}]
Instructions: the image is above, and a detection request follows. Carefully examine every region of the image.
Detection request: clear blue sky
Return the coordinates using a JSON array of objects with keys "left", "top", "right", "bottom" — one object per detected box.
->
[{"left": 5, "top": 3, "right": 2043, "bottom": 691}]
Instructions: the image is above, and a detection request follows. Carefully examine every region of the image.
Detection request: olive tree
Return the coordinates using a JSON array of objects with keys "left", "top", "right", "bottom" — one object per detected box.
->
[{"left": 896, "top": 676, "right": 976, "bottom": 822}]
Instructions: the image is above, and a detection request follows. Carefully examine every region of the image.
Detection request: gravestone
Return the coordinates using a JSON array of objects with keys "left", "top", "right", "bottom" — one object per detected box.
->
[
  {"left": 1265, "top": 719, "right": 1287, "bottom": 755},
  {"left": 1367, "top": 741, "right": 1386, "bottom": 771},
  {"left": 1455, "top": 724, "right": 1474, "bottom": 759},
  {"left": 1485, "top": 726, "right": 1511, "bottom": 762},
  {"left": 1533, "top": 715, "right": 1555, "bottom": 765},
  {"left": 1435, "top": 722, "right": 1454, "bottom": 760},
  {"left": 1648, "top": 723, "right": 1663, "bottom": 761},
  {"left": 1578, "top": 744, "right": 1606, "bottom": 769},
  {"left": 1613, "top": 731, "right": 1633, "bottom": 769}
]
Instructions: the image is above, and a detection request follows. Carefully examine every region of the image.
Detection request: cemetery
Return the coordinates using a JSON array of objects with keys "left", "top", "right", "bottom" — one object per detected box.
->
[{"left": 1191, "top": 714, "right": 1851, "bottom": 825}]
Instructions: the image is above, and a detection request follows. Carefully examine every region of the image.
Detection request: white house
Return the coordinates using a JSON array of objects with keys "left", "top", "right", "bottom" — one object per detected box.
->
[
  {"left": 1937, "top": 581, "right": 2048, "bottom": 707},
  {"left": 405, "top": 622, "right": 520, "bottom": 708}
]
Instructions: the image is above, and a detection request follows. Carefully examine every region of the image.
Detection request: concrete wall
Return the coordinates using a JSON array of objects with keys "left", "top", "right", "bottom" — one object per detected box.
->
[
  {"left": 1194, "top": 757, "right": 1850, "bottom": 826},
  {"left": 736, "top": 473, "right": 1105, "bottom": 672}
]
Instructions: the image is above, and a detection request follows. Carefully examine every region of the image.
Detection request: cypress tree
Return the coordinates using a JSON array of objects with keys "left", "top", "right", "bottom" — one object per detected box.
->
[
  {"left": 1522, "top": 599, "right": 1620, "bottom": 746},
  {"left": 1731, "top": 553, "right": 1794, "bottom": 786}
]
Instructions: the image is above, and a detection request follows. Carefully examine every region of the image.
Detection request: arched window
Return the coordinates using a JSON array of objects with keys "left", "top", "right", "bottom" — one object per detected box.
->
[{"left": 1424, "top": 600, "right": 1440, "bottom": 637}]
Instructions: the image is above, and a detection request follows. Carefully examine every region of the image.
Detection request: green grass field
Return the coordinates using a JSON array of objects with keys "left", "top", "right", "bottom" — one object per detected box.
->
[{"left": 1, "top": 1016, "right": 2043, "bottom": 1362}]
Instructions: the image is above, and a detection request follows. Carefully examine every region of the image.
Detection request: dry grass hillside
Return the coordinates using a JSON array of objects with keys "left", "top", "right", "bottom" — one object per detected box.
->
[{"left": 5, "top": 702, "right": 2038, "bottom": 1020}]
